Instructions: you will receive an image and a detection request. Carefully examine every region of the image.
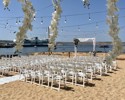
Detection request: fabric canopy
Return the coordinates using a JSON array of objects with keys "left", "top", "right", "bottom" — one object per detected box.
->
[
  {"left": 73, "top": 37, "right": 96, "bottom": 57},
  {"left": 77, "top": 38, "right": 96, "bottom": 51}
]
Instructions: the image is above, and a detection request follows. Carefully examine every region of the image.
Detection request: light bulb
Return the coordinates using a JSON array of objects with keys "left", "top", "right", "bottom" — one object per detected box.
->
[
  {"left": 6, "top": 22, "right": 8, "bottom": 26},
  {"left": 89, "top": 16, "right": 91, "bottom": 21},
  {"left": 64, "top": 19, "right": 67, "bottom": 23},
  {"left": 18, "top": 20, "right": 21, "bottom": 24},
  {"left": 41, "top": 20, "right": 43, "bottom": 24},
  {"left": 33, "top": 16, "right": 36, "bottom": 21},
  {"left": 16, "top": 18, "right": 18, "bottom": 25},
  {"left": 13, "top": 31, "right": 16, "bottom": 34},
  {"left": 64, "top": 16, "right": 67, "bottom": 23},
  {"left": 41, "top": 17, "right": 43, "bottom": 24},
  {"left": 88, "top": 13, "right": 91, "bottom": 21},
  {"left": 78, "top": 27, "right": 80, "bottom": 31},
  {"left": 96, "top": 23, "right": 98, "bottom": 29},
  {"left": 61, "top": 29, "right": 63, "bottom": 32}
]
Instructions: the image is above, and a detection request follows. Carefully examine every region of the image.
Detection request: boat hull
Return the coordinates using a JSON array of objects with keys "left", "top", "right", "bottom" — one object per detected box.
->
[{"left": 23, "top": 44, "right": 48, "bottom": 47}]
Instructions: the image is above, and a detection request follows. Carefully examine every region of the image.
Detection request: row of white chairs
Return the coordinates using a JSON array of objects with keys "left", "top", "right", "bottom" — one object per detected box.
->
[{"left": 0, "top": 55, "right": 117, "bottom": 91}]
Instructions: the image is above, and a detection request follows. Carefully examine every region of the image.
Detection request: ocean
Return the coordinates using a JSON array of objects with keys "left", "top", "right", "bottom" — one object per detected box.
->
[{"left": 0, "top": 43, "right": 125, "bottom": 55}]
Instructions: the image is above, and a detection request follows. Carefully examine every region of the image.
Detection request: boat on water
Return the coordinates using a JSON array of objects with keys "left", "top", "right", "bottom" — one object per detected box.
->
[
  {"left": 99, "top": 45, "right": 109, "bottom": 48},
  {"left": 0, "top": 44, "right": 14, "bottom": 48},
  {"left": 0, "top": 42, "right": 15, "bottom": 48},
  {"left": 23, "top": 37, "right": 49, "bottom": 47},
  {"left": 0, "top": 37, "right": 49, "bottom": 48}
]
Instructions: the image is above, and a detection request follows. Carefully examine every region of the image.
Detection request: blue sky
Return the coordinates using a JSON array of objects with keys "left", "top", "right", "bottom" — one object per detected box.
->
[{"left": 0, "top": 0, "right": 125, "bottom": 42}]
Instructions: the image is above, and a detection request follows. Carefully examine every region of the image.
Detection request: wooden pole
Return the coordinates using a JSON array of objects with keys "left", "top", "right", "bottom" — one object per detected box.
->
[{"left": 47, "top": 27, "right": 51, "bottom": 55}]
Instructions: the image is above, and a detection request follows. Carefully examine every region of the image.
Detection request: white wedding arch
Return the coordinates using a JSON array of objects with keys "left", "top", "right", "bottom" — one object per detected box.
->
[{"left": 74, "top": 38, "right": 96, "bottom": 57}]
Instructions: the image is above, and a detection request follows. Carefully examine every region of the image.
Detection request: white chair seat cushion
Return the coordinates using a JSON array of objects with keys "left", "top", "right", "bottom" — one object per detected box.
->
[{"left": 77, "top": 72, "right": 85, "bottom": 77}]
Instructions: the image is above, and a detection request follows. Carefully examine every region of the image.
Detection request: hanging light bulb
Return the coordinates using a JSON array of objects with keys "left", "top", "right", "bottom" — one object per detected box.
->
[
  {"left": 13, "top": 31, "right": 16, "bottom": 34},
  {"left": 41, "top": 20, "right": 43, "bottom": 24},
  {"left": 6, "top": 20, "right": 8, "bottom": 26},
  {"left": 16, "top": 21, "right": 18, "bottom": 25},
  {"left": 64, "top": 16, "right": 67, "bottom": 23},
  {"left": 16, "top": 18, "right": 18, "bottom": 25},
  {"left": 33, "top": 16, "right": 36, "bottom": 20},
  {"left": 18, "top": 19, "right": 21, "bottom": 24},
  {"left": 88, "top": 13, "right": 91, "bottom": 21},
  {"left": 96, "top": 22, "right": 98, "bottom": 29},
  {"left": 4, "top": 7, "right": 10, "bottom": 11},
  {"left": 78, "top": 26, "right": 80, "bottom": 31},
  {"left": 61, "top": 29, "right": 63, "bottom": 32},
  {"left": 7, "top": 7, "right": 10, "bottom": 11},
  {"left": 41, "top": 17, "right": 43, "bottom": 24}
]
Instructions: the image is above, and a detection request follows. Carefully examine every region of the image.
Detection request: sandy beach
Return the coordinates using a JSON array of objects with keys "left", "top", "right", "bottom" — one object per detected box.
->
[{"left": 0, "top": 53, "right": 125, "bottom": 100}]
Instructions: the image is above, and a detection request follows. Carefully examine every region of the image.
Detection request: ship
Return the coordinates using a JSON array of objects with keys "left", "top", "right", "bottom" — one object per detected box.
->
[
  {"left": 0, "top": 43, "right": 14, "bottom": 48},
  {"left": 0, "top": 40, "right": 15, "bottom": 48},
  {"left": 99, "top": 45, "right": 109, "bottom": 48},
  {"left": 23, "top": 37, "right": 49, "bottom": 47}
]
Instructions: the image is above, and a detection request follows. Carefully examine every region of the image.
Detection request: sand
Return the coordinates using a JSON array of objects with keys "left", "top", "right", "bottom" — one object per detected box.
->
[{"left": 0, "top": 53, "right": 125, "bottom": 100}]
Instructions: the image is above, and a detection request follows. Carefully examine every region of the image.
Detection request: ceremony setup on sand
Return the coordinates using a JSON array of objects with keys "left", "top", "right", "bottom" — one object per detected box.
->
[{"left": 0, "top": 0, "right": 125, "bottom": 100}]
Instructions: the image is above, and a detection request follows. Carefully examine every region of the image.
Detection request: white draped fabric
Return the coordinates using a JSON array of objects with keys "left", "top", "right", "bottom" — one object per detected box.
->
[{"left": 77, "top": 38, "right": 96, "bottom": 51}]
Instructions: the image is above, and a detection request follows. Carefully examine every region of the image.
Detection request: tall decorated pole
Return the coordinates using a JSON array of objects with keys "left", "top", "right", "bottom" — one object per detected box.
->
[
  {"left": 106, "top": 0, "right": 122, "bottom": 64},
  {"left": 3, "top": 0, "right": 35, "bottom": 53},
  {"left": 48, "top": 0, "right": 62, "bottom": 52},
  {"left": 15, "top": 0, "right": 35, "bottom": 53}
]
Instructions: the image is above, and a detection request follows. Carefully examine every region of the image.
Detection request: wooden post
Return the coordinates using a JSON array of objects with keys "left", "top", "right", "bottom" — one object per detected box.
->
[{"left": 47, "top": 27, "right": 51, "bottom": 55}]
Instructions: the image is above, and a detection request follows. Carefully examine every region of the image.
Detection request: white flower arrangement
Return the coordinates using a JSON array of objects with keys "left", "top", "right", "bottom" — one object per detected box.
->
[
  {"left": 48, "top": 0, "right": 62, "bottom": 51},
  {"left": 15, "top": 0, "right": 35, "bottom": 52},
  {"left": 3, "top": 0, "right": 10, "bottom": 7},
  {"left": 3, "top": 0, "right": 35, "bottom": 52},
  {"left": 82, "top": 0, "right": 90, "bottom": 9},
  {"left": 106, "top": 0, "right": 122, "bottom": 63}
]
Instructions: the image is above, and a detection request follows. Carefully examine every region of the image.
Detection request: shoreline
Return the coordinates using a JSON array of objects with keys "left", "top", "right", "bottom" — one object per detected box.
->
[
  {"left": 1, "top": 51, "right": 125, "bottom": 60},
  {"left": 31, "top": 51, "right": 125, "bottom": 58}
]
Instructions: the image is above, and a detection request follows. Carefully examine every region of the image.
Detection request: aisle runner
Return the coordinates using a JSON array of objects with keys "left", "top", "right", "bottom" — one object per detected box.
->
[{"left": 0, "top": 75, "right": 24, "bottom": 85}]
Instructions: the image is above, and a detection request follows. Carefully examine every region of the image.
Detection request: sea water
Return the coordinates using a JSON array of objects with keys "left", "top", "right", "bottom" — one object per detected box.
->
[{"left": 0, "top": 43, "right": 124, "bottom": 55}]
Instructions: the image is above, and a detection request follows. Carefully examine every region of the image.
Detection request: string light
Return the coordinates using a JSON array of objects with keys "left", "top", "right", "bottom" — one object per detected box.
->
[
  {"left": 18, "top": 19, "right": 21, "bottom": 24},
  {"left": 3, "top": 7, "right": 10, "bottom": 11},
  {"left": 96, "top": 22, "right": 98, "bottom": 29},
  {"left": 6, "top": 20, "right": 8, "bottom": 26},
  {"left": 33, "top": 16, "right": 36, "bottom": 21},
  {"left": 61, "top": 29, "right": 63, "bottom": 32},
  {"left": 78, "top": 26, "right": 80, "bottom": 31},
  {"left": 13, "top": 31, "right": 16, "bottom": 34},
  {"left": 16, "top": 18, "right": 18, "bottom": 25},
  {"left": 64, "top": 16, "right": 67, "bottom": 23},
  {"left": 41, "top": 17, "right": 43, "bottom": 24},
  {"left": 88, "top": 13, "right": 91, "bottom": 21}
]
